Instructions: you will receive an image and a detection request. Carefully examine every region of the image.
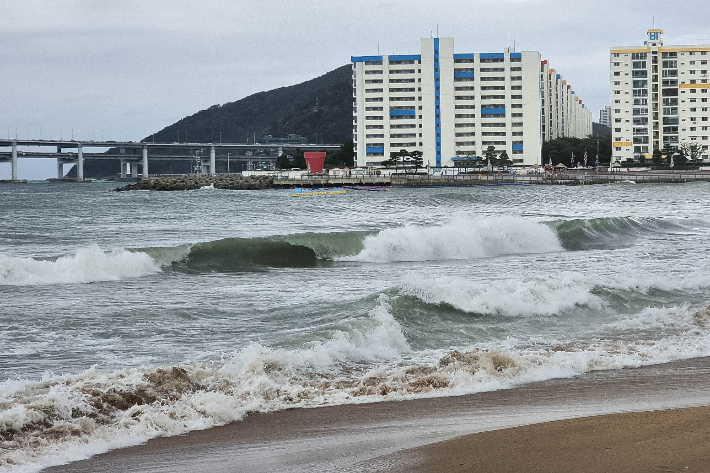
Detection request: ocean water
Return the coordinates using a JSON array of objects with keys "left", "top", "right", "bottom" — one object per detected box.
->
[{"left": 2, "top": 180, "right": 710, "bottom": 471}]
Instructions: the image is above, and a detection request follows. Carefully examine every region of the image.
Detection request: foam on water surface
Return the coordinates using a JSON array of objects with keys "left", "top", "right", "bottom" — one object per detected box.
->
[
  {"left": 4, "top": 294, "right": 710, "bottom": 472},
  {"left": 0, "top": 248, "right": 161, "bottom": 286}
]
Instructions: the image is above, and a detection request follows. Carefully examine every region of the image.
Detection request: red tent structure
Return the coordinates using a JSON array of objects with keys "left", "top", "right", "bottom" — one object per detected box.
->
[{"left": 304, "top": 152, "right": 326, "bottom": 173}]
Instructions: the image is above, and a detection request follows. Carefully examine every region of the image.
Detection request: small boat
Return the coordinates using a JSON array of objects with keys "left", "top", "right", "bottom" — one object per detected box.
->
[{"left": 292, "top": 187, "right": 348, "bottom": 196}]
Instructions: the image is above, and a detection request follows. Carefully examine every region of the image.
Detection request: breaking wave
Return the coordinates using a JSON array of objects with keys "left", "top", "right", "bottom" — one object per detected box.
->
[
  {"left": 4, "top": 293, "right": 710, "bottom": 472},
  {"left": 399, "top": 272, "right": 602, "bottom": 317},
  {"left": 175, "top": 231, "right": 369, "bottom": 272},
  {"left": 554, "top": 216, "right": 683, "bottom": 251},
  {"left": 0, "top": 249, "right": 161, "bottom": 286},
  {"left": 0, "top": 216, "right": 688, "bottom": 285},
  {"left": 345, "top": 216, "right": 562, "bottom": 262}
]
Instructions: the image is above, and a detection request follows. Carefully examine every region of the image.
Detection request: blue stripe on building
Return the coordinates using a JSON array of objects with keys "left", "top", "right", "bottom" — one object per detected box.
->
[
  {"left": 454, "top": 72, "right": 475, "bottom": 78},
  {"left": 351, "top": 55, "right": 383, "bottom": 62},
  {"left": 453, "top": 53, "right": 475, "bottom": 59},
  {"left": 366, "top": 147, "right": 384, "bottom": 153},
  {"left": 512, "top": 144, "right": 524, "bottom": 151},
  {"left": 510, "top": 52, "right": 522, "bottom": 59},
  {"left": 388, "top": 54, "right": 421, "bottom": 61},
  {"left": 480, "top": 53, "right": 504, "bottom": 59},
  {"left": 434, "top": 38, "right": 441, "bottom": 167},
  {"left": 481, "top": 108, "right": 506, "bottom": 114},
  {"left": 390, "top": 110, "right": 416, "bottom": 116}
]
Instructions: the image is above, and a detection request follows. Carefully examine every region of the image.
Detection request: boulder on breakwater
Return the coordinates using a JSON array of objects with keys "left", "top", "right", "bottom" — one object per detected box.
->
[{"left": 115, "top": 175, "right": 275, "bottom": 191}]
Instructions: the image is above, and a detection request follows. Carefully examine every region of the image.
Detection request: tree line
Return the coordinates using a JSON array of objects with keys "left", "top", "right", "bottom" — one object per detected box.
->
[{"left": 541, "top": 135, "right": 612, "bottom": 167}]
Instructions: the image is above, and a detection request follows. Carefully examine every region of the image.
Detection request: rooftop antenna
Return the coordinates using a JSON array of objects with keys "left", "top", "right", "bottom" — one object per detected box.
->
[
  {"left": 377, "top": 42, "right": 379, "bottom": 55},
  {"left": 653, "top": 16, "right": 655, "bottom": 28},
  {"left": 436, "top": 24, "right": 439, "bottom": 37}
]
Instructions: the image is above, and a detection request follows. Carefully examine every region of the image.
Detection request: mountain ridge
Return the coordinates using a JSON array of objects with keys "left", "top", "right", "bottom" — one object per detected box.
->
[{"left": 75, "top": 65, "right": 353, "bottom": 177}]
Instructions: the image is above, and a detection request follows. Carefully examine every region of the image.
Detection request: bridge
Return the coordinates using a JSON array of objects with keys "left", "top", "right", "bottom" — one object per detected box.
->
[{"left": 0, "top": 139, "right": 341, "bottom": 181}]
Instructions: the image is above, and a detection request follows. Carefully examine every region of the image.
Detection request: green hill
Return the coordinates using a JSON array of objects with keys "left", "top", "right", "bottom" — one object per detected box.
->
[{"left": 75, "top": 64, "right": 353, "bottom": 177}]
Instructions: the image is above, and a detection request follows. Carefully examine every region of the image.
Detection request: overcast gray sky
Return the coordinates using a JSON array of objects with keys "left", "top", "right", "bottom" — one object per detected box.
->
[{"left": 3, "top": 0, "right": 710, "bottom": 179}]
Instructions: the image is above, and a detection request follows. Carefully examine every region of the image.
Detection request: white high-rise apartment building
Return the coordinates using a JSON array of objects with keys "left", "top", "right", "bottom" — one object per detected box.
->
[
  {"left": 600, "top": 106, "right": 612, "bottom": 127},
  {"left": 611, "top": 29, "right": 710, "bottom": 163},
  {"left": 352, "top": 37, "right": 592, "bottom": 168}
]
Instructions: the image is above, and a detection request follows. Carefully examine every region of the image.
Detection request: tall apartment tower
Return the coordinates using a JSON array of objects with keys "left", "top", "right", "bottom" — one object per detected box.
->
[
  {"left": 352, "top": 37, "right": 592, "bottom": 168},
  {"left": 600, "top": 106, "right": 612, "bottom": 127},
  {"left": 610, "top": 29, "right": 710, "bottom": 163}
]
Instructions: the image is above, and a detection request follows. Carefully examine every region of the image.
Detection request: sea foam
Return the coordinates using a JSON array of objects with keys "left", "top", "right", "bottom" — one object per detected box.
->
[
  {"left": 400, "top": 271, "right": 602, "bottom": 317},
  {"left": 0, "top": 248, "right": 161, "bottom": 286},
  {"left": 3, "top": 295, "right": 710, "bottom": 472},
  {"left": 347, "top": 216, "right": 562, "bottom": 263}
]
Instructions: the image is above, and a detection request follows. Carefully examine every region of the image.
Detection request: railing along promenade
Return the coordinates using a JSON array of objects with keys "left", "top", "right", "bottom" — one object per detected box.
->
[{"left": 273, "top": 170, "right": 710, "bottom": 188}]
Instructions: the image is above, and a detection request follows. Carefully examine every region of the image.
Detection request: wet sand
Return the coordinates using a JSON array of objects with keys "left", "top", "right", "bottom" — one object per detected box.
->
[
  {"left": 386, "top": 406, "right": 710, "bottom": 472},
  {"left": 46, "top": 358, "right": 710, "bottom": 473}
]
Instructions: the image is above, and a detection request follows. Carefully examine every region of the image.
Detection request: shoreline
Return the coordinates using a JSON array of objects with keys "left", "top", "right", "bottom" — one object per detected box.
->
[{"left": 44, "top": 357, "right": 710, "bottom": 473}]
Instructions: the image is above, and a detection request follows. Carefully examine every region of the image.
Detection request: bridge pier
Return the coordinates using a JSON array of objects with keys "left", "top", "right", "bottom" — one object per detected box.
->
[
  {"left": 77, "top": 144, "right": 84, "bottom": 180},
  {"left": 210, "top": 146, "right": 216, "bottom": 176},
  {"left": 57, "top": 160, "right": 64, "bottom": 179},
  {"left": 120, "top": 159, "right": 127, "bottom": 178},
  {"left": 142, "top": 145, "right": 149, "bottom": 178},
  {"left": 11, "top": 141, "right": 18, "bottom": 180}
]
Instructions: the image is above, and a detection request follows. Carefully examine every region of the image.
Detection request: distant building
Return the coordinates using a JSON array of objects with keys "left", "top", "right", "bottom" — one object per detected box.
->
[
  {"left": 599, "top": 106, "right": 612, "bottom": 127},
  {"left": 610, "top": 29, "right": 710, "bottom": 163},
  {"left": 351, "top": 37, "right": 592, "bottom": 168}
]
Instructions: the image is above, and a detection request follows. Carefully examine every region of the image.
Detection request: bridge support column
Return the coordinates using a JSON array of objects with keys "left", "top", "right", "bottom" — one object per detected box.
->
[
  {"left": 77, "top": 144, "right": 84, "bottom": 180},
  {"left": 142, "top": 146, "right": 149, "bottom": 178},
  {"left": 131, "top": 162, "right": 138, "bottom": 178},
  {"left": 57, "top": 160, "right": 64, "bottom": 179},
  {"left": 11, "top": 141, "right": 18, "bottom": 180},
  {"left": 210, "top": 146, "right": 216, "bottom": 175},
  {"left": 120, "top": 159, "right": 127, "bottom": 178}
]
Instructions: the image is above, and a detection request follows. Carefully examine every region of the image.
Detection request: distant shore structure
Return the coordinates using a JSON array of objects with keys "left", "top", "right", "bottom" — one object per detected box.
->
[
  {"left": 611, "top": 29, "right": 710, "bottom": 163},
  {"left": 351, "top": 37, "right": 593, "bottom": 169}
]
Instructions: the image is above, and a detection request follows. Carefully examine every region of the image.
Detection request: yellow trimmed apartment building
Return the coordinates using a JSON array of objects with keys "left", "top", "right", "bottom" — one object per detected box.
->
[{"left": 611, "top": 29, "right": 710, "bottom": 163}]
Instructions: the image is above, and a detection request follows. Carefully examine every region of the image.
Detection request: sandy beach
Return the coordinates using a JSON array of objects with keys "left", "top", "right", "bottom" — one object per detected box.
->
[
  {"left": 45, "top": 357, "right": 710, "bottom": 473},
  {"left": 387, "top": 407, "right": 710, "bottom": 472}
]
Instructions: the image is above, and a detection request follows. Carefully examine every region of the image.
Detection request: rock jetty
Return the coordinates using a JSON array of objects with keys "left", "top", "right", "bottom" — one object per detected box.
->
[{"left": 115, "top": 175, "right": 274, "bottom": 191}]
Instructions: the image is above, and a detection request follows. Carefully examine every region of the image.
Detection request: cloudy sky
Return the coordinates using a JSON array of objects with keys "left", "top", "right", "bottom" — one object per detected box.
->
[{"left": 3, "top": 0, "right": 710, "bottom": 178}]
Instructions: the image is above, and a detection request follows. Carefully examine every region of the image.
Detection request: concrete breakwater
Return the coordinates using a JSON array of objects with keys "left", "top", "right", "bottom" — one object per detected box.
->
[
  {"left": 114, "top": 171, "right": 710, "bottom": 191},
  {"left": 115, "top": 175, "right": 274, "bottom": 191}
]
